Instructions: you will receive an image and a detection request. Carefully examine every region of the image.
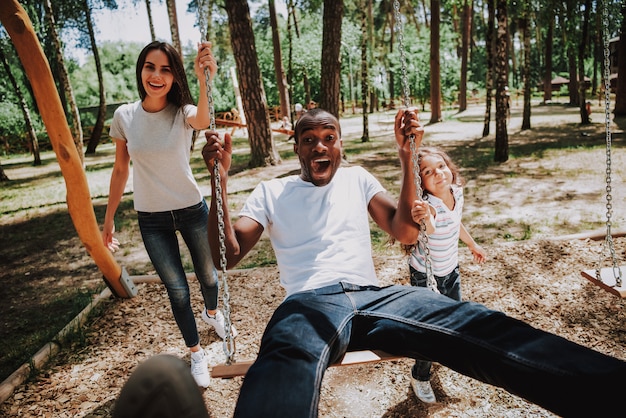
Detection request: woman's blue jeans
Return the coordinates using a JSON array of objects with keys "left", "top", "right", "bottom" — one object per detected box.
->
[
  {"left": 233, "top": 282, "right": 625, "bottom": 418},
  {"left": 137, "top": 200, "right": 218, "bottom": 348},
  {"left": 410, "top": 264, "right": 461, "bottom": 380}
]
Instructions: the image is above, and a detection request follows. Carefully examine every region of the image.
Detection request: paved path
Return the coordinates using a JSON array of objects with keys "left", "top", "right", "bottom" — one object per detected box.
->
[{"left": 337, "top": 101, "right": 587, "bottom": 144}]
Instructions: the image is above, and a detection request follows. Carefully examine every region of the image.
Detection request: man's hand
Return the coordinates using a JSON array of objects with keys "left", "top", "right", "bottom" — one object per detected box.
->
[
  {"left": 202, "top": 130, "right": 232, "bottom": 179},
  {"left": 394, "top": 108, "right": 424, "bottom": 152}
]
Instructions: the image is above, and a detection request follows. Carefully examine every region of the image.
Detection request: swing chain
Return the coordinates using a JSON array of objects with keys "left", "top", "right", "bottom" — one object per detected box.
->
[
  {"left": 393, "top": 0, "right": 411, "bottom": 108},
  {"left": 410, "top": 138, "right": 436, "bottom": 290},
  {"left": 597, "top": 1, "right": 622, "bottom": 287},
  {"left": 197, "top": 2, "right": 236, "bottom": 362},
  {"left": 393, "top": 0, "right": 437, "bottom": 292}
]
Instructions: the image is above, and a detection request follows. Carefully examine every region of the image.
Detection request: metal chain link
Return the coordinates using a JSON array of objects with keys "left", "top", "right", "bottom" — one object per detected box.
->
[
  {"left": 393, "top": 0, "right": 436, "bottom": 291},
  {"left": 393, "top": 0, "right": 411, "bottom": 109},
  {"left": 598, "top": 0, "right": 622, "bottom": 287},
  {"left": 197, "top": 1, "right": 236, "bottom": 363},
  {"left": 393, "top": 0, "right": 437, "bottom": 292}
]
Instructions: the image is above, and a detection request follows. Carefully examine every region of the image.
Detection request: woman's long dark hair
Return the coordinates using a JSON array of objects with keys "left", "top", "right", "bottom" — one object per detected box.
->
[{"left": 135, "top": 41, "right": 193, "bottom": 109}]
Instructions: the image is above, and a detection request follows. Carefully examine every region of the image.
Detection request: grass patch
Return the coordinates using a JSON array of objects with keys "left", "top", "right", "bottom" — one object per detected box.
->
[{"left": 0, "top": 289, "right": 95, "bottom": 381}]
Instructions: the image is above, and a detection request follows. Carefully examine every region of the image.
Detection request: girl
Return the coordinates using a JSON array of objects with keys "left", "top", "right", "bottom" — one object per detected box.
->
[
  {"left": 102, "top": 41, "right": 235, "bottom": 388},
  {"left": 407, "top": 146, "right": 487, "bottom": 403}
]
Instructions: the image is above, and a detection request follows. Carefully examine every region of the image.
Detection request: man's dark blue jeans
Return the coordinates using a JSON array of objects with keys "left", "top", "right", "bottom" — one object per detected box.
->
[{"left": 234, "top": 282, "right": 625, "bottom": 418}]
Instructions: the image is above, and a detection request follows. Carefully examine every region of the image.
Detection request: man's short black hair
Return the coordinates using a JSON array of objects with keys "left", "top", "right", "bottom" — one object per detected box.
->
[{"left": 293, "top": 108, "right": 341, "bottom": 143}]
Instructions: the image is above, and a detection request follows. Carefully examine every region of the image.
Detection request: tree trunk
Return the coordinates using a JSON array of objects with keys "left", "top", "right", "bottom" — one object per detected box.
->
[
  {"left": 0, "top": 0, "right": 128, "bottom": 296},
  {"left": 319, "top": 0, "right": 343, "bottom": 117},
  {"left": 543, "top": 14, "right": 553, "bottom": 103},
  {"left": 0, "top": 161, "right": 8, "bottom": 181},
  {"left": 44, "top": 0, "right": 83, "bottom": 163},
  {"left": 521, "top": 7, "right": 531, "bottom": 131},
  {"left": 458, "top": 0, "right": 471, "bottom": 112},
  {"left": 287, "top": 0, "right": 294, "bottom": 122},
  {"left": 567, "top": 48, "right": 579, "bottom": 106},
  {"left": 224, "top": 0, "right": 280, "bottom": 168},
  {"left": 564, "top": 0, "right": 578, "bottom": 107},
  {"left": 429, "top": 0, "right": 442, "bottom": 123},
  {"left": 614, "top": 4, "right": 626, "bottom": 115},
  {"left": 0, "top": 43, "right": 41, "bottom": 165},
  {"left": 269, "top": 0, "right": 290, "bottom": 121},
  {"left": 388, "top": 7, "right": 395, "bottom": 108},
  {"left": 494, "top": 0, "right": 509, "bottom": 162},
  {"left": 84, "top": 0, "right": 106, "bottom": 155},
  {"left": 304, "top": 72, "right": 312, "bottom": 107},
  {"left": 592, "top": 9, "right": 600, "bottom": 97},
  {"left": 287, "top": 0, "right": 311, "bottom": 121},
  {"left": 508, "top": 21, "right": 515, "bottom": 87},
  {"left": 145, "top": 0, "right": 156, "bottom": 41},
  {"left": 166, "top": 0, "right": 182, "bottom": 58},
  {"left": 360, "top": 3, "right": 369, "bottom": 142},
  {"left": 578, "top": 0, "right": 591, "bottom": 124},
  {"left": 482, "top": 0, "right": 495, "bottom": 137}
]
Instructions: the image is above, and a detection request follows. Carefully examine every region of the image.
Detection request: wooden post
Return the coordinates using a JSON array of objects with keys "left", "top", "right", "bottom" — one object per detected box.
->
[
  {"left": 230, "top": 66, "right": 246, "bottom": 124},
  {"left": 0, "top": 0, "right": 134, "bottom": 298}
]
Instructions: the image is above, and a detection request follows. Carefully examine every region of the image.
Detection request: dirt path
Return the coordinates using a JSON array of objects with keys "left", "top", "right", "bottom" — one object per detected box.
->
[{"left": 1, "top": 238, "right": 624, "bottom": 418}]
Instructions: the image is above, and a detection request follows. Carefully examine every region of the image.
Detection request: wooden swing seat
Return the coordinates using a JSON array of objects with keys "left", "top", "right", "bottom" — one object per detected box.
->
[
  {"left": 211, "top": 349, "right": 400, "bottom": 378},
  {"left": 581, "top": 266, "right": 626, "bottom": 298}
]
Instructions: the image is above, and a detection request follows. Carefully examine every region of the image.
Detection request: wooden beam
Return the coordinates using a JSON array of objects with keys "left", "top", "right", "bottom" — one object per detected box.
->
[{"left": 0, "top": 0, "right": 133, "bottom": 298}]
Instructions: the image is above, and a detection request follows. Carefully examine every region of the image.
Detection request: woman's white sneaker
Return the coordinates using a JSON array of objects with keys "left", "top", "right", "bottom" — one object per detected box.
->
[
  {"left": 202, "top": 309, "right": 238, "bottom": 340},
  {"left": 190, "top": 349, "right": 210, "bottom": 388}
]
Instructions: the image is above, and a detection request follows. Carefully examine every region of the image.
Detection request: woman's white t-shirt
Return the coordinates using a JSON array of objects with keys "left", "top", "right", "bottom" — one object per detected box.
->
[{"left": 109, "top": 101, "right": 202, "bottom": 212}]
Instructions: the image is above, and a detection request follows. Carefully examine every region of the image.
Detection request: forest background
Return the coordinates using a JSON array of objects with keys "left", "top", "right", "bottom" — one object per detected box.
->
[
  {"left": 1, "top": 0, "right": 625, "bottom": 403},
  {"left": 2, "top": 0, "right": 626, "bottom": 169}
]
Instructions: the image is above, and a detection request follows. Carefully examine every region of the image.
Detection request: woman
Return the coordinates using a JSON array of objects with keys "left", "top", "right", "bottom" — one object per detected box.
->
[{"left": 102, "top": 41, "right": 235, "bottom": 388}]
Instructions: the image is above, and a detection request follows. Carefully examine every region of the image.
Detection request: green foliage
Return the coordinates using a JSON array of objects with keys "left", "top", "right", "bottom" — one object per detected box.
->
[
  {"left": 0, "top": 102, "right": 26, "bottom": 152},
  {"left": 72, "top": 41, "right": 142, "bottom": 107},
  {"left": 253, "top": 11, "right": 323, "bottom": 107},
  {"left": 184, "top": 44, "right": 236, "bottom": 113},
  {"left": 389, "top": 24, "right": 432, "bottom": 107},
  {"left": 440, "top": 31, "right": 463, "bottom": 104},
  {"left": 1, "top": 0, "right": 623, "bottom": 154}
]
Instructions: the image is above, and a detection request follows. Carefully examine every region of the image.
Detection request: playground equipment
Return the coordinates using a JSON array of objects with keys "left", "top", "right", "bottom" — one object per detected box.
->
[
  {"left": 0, "top": 1, "right": 136, "bottom": 298},
  {"left": 580, "top": 2, "right": 625, "bottom": 298}
]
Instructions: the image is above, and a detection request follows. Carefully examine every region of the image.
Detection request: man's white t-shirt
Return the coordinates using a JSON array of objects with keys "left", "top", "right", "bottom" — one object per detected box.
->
[{"left": 240, "top": 166, "right": 385, "bottom": 297}]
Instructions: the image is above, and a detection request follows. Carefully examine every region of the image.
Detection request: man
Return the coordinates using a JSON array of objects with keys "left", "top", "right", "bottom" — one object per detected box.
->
[{"left": 200, "top": 108, "right": 624, "bottom": 418}]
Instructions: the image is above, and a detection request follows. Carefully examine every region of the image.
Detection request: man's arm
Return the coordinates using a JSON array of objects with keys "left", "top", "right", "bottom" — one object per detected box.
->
[
  {"left": 202, "top": 131, "right": 264, "bottom": 270},
  {"left": 368, "top": 108, "right": 423, "bottom": 245}
]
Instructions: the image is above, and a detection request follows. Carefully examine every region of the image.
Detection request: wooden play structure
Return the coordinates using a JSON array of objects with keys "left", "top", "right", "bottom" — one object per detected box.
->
[
  {"left": 215, "top": 108, "right": 294, "bottom": 137},
  {"left": 0, "top": 0, "right": 136, "bottom": 299}
]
